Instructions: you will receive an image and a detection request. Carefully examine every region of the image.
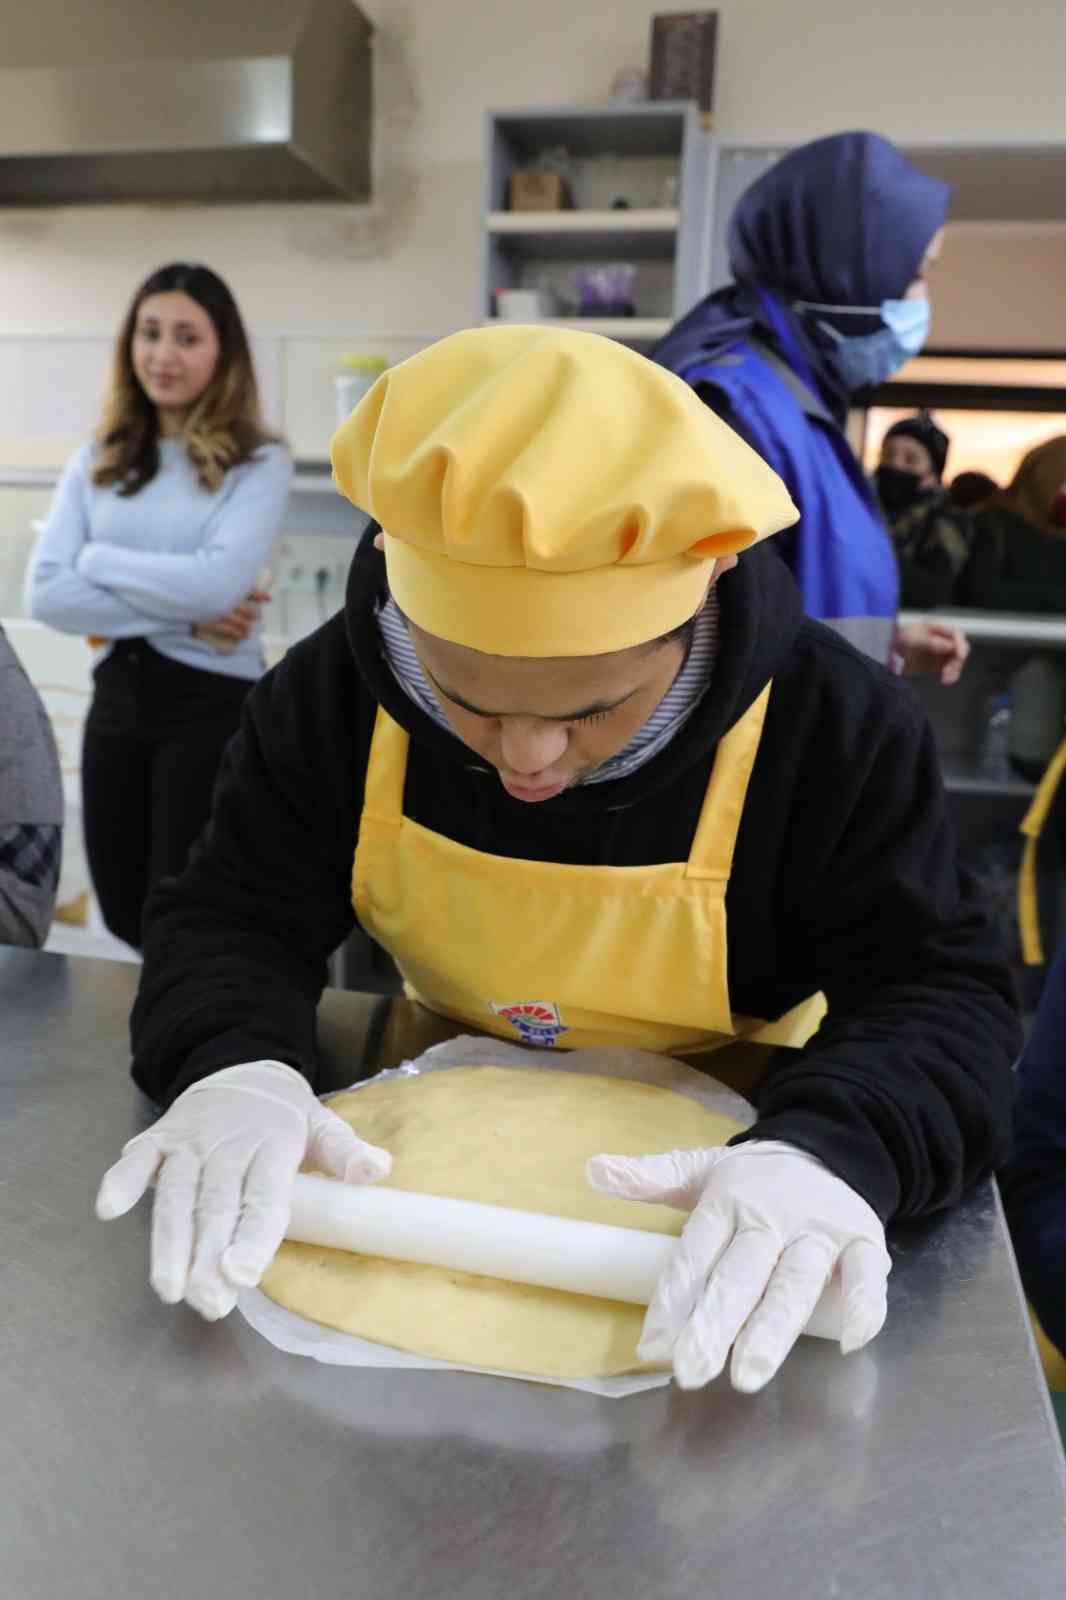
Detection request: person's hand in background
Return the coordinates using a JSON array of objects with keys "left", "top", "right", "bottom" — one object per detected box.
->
[
  {"left": 193, "top": 583, "right": 272, "bottom": 654},
  {"left": 897, "top": 619, "right": 969, "bottom": 685}
]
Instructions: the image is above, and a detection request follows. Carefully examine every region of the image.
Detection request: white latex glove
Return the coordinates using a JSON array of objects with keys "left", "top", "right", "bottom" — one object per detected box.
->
[
  {"left": 96, "top": 1061, "right": 392, "bottom": 1321},
  {"left": 587, "top": 1139, "right": 890, "bottom": 1394}
]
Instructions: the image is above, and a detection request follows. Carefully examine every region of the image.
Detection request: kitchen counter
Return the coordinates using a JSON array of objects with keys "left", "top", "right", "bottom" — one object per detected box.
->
[
  {"left": 3, "top": 949, "right": 1065, "bottom": 1600},
  {"left": 0, "top": 460, "right": 344, "bottom": 494}
]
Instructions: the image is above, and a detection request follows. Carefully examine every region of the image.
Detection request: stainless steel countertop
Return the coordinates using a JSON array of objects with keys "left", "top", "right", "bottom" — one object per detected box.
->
[{"left": 3, "top": 949, "right": 1065, "bottom": 1600}]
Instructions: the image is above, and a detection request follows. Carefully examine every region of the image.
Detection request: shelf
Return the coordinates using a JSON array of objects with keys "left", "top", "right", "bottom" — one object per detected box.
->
[
  {"left": 491, "top": 104, "right": 693, "bottom": 160},
  {"left": 488, "top": 209, "right": 680, "bottom": 234},
  {"left": 481, "top": 316, "right": 670, "bottom": 342},
  {"left": 940, "top": 753, "right": 1036, "bottom": 798},
  {"left": 899, "top": 608, "right": 1066, "bottom": 648},
  {"left": 488, "top": 208, "right": 679, "bottom": 261},
  {"left": 482, "top": 103, "right": 712, "bottom": 354}
]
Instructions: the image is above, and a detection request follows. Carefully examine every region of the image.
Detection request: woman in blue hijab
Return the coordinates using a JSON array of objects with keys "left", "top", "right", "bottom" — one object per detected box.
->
[{"left": 655, "top": 131, "right": 967, "bottom": 679}]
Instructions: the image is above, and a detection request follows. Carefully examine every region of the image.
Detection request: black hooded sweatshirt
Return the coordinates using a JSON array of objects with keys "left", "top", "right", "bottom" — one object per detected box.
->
[{"left": 130, "top": 534, "right": 1019, "bottom": 1222}]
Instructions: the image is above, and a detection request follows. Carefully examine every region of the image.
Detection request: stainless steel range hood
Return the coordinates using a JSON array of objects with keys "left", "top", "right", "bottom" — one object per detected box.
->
[{"left": 0, "top": 0, "right": 373, "bottom": 205}]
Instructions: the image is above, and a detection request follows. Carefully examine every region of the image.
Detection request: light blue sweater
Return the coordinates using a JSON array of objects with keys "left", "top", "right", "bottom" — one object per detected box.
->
[{"left": 25, "top": 437, "right": 292, "bottom": 679}]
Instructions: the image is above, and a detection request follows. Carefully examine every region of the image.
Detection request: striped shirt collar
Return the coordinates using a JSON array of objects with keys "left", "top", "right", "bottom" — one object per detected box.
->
[{"left": 375, "top": 591, "right": 719, "bottom": 786}]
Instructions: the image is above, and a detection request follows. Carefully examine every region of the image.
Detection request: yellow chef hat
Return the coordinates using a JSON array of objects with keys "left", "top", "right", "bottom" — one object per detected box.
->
[{"left": 331, "top": 325, "right": 798, "bottom": 656}]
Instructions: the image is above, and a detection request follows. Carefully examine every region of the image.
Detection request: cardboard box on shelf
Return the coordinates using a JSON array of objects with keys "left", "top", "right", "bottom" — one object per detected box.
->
[{"left": 508, "top": 171, "right": 570, "bottom": 211}]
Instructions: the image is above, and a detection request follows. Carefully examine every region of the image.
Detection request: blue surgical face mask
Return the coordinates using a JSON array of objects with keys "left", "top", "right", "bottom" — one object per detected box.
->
[{"left": 794, "top": 297, "right": 931, "bottom": 392}]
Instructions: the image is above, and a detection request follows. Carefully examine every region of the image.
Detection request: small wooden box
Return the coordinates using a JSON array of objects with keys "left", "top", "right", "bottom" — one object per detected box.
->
[{"left": 509, "top": 170, "right": 568, "bottom": 211}]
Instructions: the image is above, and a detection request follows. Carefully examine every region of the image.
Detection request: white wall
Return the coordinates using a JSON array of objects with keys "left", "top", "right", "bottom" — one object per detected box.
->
[
  {"left": 3, "top": 0, "right": 1066, "bottom": 344},
  {"left": 931, "top": 227, "right": 1066, "bottom": 350}
]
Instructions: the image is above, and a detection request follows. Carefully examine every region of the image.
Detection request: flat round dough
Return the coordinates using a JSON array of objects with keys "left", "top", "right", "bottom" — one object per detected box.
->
[{"left": 260, "top": 1066, "right": 745, "bottom": 1378}]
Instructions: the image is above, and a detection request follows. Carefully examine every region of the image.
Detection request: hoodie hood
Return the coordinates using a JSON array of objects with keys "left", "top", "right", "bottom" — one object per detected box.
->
[{"left": 344, "top": 528, "right": 805, "bottom": 816}]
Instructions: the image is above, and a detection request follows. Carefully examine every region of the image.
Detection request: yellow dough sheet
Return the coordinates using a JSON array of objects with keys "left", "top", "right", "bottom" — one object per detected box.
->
[{"left": 260, "top": 1062, "right": 745, "bottom": 1381}]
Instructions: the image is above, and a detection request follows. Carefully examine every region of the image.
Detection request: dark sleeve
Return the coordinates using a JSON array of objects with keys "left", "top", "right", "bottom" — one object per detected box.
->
[
  {"left": 0, "top": 629, "right": 65, "bottom": 947},
  {"left": 895, "top": 508, "right": 973, "bottom": 609},
  {"left": 0, "top": 825, "right": 62, "bottom": 948},
  {"left": 959, "top": 514, "right": 1066, "bottom": 614},
  {"left": 130, "top": 621, "right": 364, "bottom": 1106},
  {"left": 1000, "top": 944, "right": 1066, "bottom": 1355},
  {"left": 734, "top": 696, "right": 1020, "bottom": 1222},
  {"left": 693, "top": 383, "right": 745, "bottom": 439}
]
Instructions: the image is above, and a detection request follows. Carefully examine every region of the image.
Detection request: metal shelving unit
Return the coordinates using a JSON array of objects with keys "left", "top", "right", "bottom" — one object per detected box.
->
[
  {"left": 902, "top": 608, "right": 1066, "bottom": 810},
  {"left": 938, "top": 752, "right": 1036, "bottom": 799},
  {"left": 899, "top": 608, "right": 1066, "bottom": 649},
  {"left": 480, "top": 103, "right": 713, "bottom": 347},
  {"left": 485, "top": 208, "right": 681, "bottom": 261}
]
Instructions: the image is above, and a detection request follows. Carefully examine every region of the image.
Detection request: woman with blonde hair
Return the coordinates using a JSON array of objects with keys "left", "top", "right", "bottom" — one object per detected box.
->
[
  {"left": 26, "top": 262, "right": 291, "bottom": 948},
  {"left": 961, "top": 435, "right": 1066, "bottom": 614}
]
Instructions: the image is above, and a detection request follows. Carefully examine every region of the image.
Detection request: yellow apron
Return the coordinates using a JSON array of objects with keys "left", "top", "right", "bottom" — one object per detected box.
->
[
  {"left": 1031, "top": 1307, "right": 1066, "bottom": 1394},
  {"left": 1018, "top": 734, "right": 1066, "bottom": 966},
  {"left": 352, "top": 686, "right": 825, "bottom": 1055}
]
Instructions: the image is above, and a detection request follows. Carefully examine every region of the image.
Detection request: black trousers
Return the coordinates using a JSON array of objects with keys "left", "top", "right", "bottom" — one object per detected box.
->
[{"left": 81, "top": 640, "right": 252, "bottom": 949}]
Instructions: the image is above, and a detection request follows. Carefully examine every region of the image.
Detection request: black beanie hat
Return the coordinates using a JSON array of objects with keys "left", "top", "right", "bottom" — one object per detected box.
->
[{"left": 884, "top": 411, "right": 949, "bottom": 479}]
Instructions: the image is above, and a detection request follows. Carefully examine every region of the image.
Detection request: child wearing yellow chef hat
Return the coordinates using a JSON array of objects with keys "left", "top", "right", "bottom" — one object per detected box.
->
[{"left": 99, "top": 326, "right": 1018, "bottom": 1395}]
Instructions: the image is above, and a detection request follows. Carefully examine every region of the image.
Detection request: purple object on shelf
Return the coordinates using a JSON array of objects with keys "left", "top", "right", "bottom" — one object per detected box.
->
[{"left": 571, "top": 264, "right": 637, "bottom": 318}]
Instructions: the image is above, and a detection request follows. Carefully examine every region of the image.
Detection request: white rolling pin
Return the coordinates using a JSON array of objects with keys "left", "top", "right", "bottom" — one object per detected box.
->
[{"left": 284, "top": 1174, "right": 843, "bottom": 1338}]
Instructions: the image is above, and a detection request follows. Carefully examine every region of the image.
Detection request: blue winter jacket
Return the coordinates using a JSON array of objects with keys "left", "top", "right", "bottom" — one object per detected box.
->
[{"left": 677, "top": 340, "right": 899, "bottom": 664}]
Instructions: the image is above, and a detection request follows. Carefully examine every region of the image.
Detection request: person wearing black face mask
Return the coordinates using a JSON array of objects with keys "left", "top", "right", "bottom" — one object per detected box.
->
[
  {"left": 876, "top": 413, "right": 975, "bottom": 608},
  {"left": 877, "top": 412, "right": 947, "bottom": 509},
  {"left": 654, "top": 132, "right": 969, "bottom": 685}
]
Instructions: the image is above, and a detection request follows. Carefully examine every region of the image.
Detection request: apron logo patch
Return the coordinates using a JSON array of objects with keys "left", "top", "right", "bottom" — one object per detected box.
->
[{"left": 490, "top": 1000, "right": 568, "bottom": 1048}]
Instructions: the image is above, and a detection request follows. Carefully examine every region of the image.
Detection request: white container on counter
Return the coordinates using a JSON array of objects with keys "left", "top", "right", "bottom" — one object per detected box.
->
[
  {"left": 496, "top": 288, "right": 553, "bottom": 321},
  {"left": 334, "top": 354, "right": 389, "bottom": 430}
]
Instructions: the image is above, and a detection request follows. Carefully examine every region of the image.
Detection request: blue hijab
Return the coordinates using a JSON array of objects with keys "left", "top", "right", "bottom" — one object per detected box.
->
[{"left": 653, "top": 132, "right": 951, "bottom": 421}]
